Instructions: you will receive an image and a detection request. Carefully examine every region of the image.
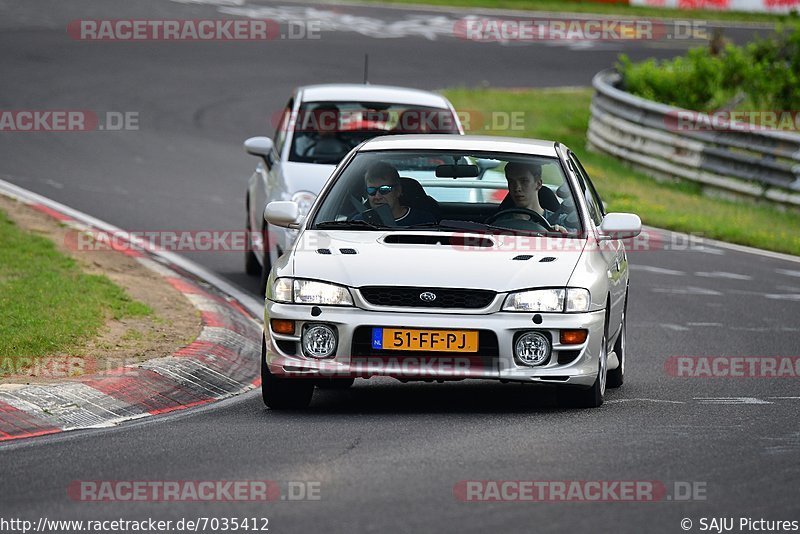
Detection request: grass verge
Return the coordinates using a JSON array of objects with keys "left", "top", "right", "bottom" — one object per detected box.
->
[
  {"left": 443, "top": 87, "right": 800, "bottom": 256},
  {"left": 360, "top": 0, "right": 793, "bottom": 24},
  {"left": 0, "top": 208, "right": 151, "bottom": 364}
]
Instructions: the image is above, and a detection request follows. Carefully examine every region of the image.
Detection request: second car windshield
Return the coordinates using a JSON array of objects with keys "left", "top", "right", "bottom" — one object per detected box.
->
[
  {"left": 288, "top": 103, "right": 460, "bottom": 164},
  {"left": 312, "top": 150, "right": 583, "bottom": 236}
]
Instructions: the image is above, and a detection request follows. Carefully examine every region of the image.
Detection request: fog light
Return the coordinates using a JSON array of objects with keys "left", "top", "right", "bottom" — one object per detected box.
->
[
  {"left": 514, "top": 332, "right": 550, "bottom": 366},
  {"left": 560, "top": 329, "right": 588, "bottom": 345},
  {"left": 302, "top": 324, "right": 337, "bottom": 359},
  {"left": 271, "top": 319, "right": 295, "bottom": 335}
]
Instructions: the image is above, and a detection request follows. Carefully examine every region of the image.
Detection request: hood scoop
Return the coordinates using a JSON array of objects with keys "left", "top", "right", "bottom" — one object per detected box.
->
[
  {"left": 383, "top": 234, "right": 494, "bottom": 248},
  {"left": 539, "top": 256, "right": 557, "bottom": 262},
  {"left": 316, "top": 248, "right": 358, "bottom": 255}
]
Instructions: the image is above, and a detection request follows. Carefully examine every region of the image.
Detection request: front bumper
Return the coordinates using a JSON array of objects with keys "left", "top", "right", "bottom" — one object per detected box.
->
[{"left": 264, "top": 302, "right": 605, "bottom": 388}]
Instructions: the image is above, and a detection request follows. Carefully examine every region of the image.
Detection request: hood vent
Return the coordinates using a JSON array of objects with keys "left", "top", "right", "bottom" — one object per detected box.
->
[
  {"left": 512, "top": 254, "right": 533, "bottom": 261},
  {"left": 383, "top": 234, "right": 494, "bottom": 248},
  {"left": 316, "top": 248, "right": 332, "bottom": 255},
  {"left": 539, "top": 256, "right": 557, "bottom": 262},
  {"left": 339, "top": 248, "right": 357, "bottom": 255}
]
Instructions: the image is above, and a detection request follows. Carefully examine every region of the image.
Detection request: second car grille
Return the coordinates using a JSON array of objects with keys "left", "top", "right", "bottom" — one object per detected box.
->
[{"left": 359, "top": 286, "right": 496, "bottom": 309}]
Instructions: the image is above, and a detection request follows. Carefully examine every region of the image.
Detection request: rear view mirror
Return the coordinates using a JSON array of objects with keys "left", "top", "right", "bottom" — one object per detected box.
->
[
  {"left": 264, "top": 201, "right": 300, "bottom": 228},
  {"left": 599, "top": 213, "right": 642, "bottom": 240},
  {"left": 244, "top": 137, "right": 274, "bottom": 167},
  {"left": 435, "top": 164, "right": 480, "bottom": 178}
]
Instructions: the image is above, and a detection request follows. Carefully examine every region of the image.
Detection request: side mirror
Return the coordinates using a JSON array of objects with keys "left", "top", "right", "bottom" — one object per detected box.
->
[
  {"left": 264, "top": 201, "right": 300, "bottom": 229},
  {"left": 599, "top": 213, "right": 642, "bottom": 240},
  {"left": 244, "top": 137, "right": 274, "bottom": 167}
]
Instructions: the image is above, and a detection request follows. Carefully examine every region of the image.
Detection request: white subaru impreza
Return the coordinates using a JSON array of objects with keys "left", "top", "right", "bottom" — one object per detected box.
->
[{"left": 260, "top": 135, "right": 641, "bottom": 409}]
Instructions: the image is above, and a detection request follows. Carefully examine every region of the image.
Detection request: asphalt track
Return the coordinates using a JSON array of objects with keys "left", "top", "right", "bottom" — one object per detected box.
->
[{"left": 1, "top": 1, "right": 798, "bottom": 533}]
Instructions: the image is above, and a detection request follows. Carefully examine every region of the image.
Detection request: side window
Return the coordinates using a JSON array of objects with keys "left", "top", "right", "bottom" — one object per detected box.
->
[
  {"left": 569, "top": 154, "right": 604, "bottom": 226},
  {"left": 273, "top": 98, "right": 293, "bottom": 155}
]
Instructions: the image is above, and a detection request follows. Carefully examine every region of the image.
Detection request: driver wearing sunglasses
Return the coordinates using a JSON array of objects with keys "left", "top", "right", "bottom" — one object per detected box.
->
[{"left": 357, "top": 162, "right": 436, "bottom": 226}]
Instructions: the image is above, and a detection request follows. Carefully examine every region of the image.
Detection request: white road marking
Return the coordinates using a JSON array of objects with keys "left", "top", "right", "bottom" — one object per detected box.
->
[
  {"left": 172, "top": 0, "right": 244, "bottom": 5},
  {"left": 662, "top": 323, "right": 690, "bottom": 331},
  {"left": 761, "top": 431, "right": 800, "bottom": 454},
  {"left": 606, "top": 398, "right": 685, "bottom": 404},
  {"left": 686, "top": 322, "right": 723, "bottom": 327},
  {"left": 694, "top": 271, "right": 753, "bottom": 281},
  {"left": 776, "top": 269, "right": 800, "bottom": 278},
  {"left": 695, "top": 397, "right": 773, "bottom": 405},
  {"left": 191, "top": 3, "right": 615, "bottom": 50},
  {"left": 764, "top": 294, "right": 800, "bottom": 301},
  {"left": 44, "top": 179, "right": 63, "bottom": 189},
  {"left": 691, "top": 247, "right": 725, "bottom": 255},
  {"left": 631, "top": 265, "right": 686, "bottom": 276},
  {"left": 652, "top": 286, "right": 723, "bottom": 296},
  {"left": 775, "top": 285, "right": 800, "bottom": 292}
]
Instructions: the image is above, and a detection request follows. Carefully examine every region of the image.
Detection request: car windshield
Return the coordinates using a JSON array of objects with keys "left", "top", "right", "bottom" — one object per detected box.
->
[
  {"left": 311, "top": 150, "right": 583, "bottom": 236},
  {"left": 288, "top": 103, "right": 460, "bottom": 164}
]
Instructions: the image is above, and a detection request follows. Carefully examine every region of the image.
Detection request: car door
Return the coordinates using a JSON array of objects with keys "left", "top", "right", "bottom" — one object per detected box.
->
[{"left": 569, "top": 152, "right": 625, "bottom": 340}]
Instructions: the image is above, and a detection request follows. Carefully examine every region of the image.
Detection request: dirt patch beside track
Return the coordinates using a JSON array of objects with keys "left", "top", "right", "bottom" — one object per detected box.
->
[{"left": 0, "top": 195, "right": 201, "bottom": 384}]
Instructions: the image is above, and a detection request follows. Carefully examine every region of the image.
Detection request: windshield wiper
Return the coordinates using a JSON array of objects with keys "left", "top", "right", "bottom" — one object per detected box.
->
[{"left": 315, "top": 220, "right": 385, "bottom": 230}]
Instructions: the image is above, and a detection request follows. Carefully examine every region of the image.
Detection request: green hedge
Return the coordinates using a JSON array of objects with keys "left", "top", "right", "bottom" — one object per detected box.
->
[{"left": 617, "top": 22, "right": 800, "bottom": 112}]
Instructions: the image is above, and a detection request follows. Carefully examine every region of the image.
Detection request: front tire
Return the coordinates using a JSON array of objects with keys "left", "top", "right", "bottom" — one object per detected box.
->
[
  {"left": 261, "top": 336, "right": 313, "bottom": 409},
  {"left": 244, "top": 208, "right": 261, "bottom": 276},
  {"left": 607, "top": 292, "right": 628, "bottom": 389},
  {"left": 558, "top": 327, "right": 607, "bottom": 409}
]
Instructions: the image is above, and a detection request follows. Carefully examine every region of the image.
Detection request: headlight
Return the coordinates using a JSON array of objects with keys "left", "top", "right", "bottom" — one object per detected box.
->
[
  {"left": 503, "top": 289, "right": 564, "bottom": 312},
  {"left": 269, "top": 277, "right": 353, "bottom": 306},
  {"left": 503, "top": 288, "right": 591, "bottom": 312},
  {"left": 291, "top": 191, "right": 316, "bottom": 218}
]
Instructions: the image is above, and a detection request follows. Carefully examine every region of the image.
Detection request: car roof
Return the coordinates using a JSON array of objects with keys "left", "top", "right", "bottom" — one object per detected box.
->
[
  {"left": 358, "top": 134, "right": 560, "bottom": 157},
  {"left": 298, "top": 84, "right": 452, "bottom": 109}
]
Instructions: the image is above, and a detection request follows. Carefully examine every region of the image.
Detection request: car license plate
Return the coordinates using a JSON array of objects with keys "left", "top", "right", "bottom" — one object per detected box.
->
[{"left": 371, "top": 328, "right": 478, "bottom": 352}]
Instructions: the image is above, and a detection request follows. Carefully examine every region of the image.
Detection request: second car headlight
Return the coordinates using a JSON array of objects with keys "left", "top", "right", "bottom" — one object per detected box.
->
[
  {"left": 270, "top": 277, "right": 353, "bottom": 306},
  {"left": 503, "top": 288, "right": 591, "bottom": 313},
  {"left": 291, "top": 191, "right": 316, "bottom": 218}
]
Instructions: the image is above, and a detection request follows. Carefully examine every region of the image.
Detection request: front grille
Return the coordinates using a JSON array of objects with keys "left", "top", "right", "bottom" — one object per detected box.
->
[
  {"left": 359, "top": 286, "right": 496, "bottom": 309},
  {"left": 350, "top": 327, "right": 499, "bottom": 371}
]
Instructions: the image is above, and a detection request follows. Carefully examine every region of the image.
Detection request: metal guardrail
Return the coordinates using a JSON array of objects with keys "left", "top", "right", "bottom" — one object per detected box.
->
[{"left": 587, "top": 69, "right": 800, "bottom": 207}]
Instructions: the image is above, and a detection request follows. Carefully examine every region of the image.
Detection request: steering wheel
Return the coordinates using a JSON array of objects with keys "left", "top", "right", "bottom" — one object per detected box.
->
[{"left": 486, "top": 208, "right": 554, "bottom": 232}]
